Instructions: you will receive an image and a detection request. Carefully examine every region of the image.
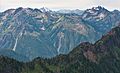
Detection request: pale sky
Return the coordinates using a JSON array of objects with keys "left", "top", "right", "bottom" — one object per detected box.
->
[{"left": 0, "top": 0, "right": 120, "bottom": 12}]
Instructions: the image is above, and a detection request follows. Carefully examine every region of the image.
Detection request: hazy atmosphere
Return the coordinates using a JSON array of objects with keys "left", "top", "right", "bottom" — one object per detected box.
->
[{"left": 0, "top": 0, "right": 120, "bottom": 11}]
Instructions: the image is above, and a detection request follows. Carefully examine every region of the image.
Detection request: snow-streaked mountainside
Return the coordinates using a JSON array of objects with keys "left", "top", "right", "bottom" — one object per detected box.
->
[
  {"left": 1, "top": 25, "right": 120, "bottom": 73},
  {"left": 0, "top": 6, "right": 120, "bottom": 61}
]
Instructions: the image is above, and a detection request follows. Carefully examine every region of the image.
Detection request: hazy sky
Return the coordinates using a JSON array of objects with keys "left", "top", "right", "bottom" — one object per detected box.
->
[{"left": 0, "top": 0, "right": 120, "bottom": 11}]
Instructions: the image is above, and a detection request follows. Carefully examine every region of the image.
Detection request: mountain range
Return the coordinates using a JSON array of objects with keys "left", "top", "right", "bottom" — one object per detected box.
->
[
  {"left": 0, "top": 23, "right": 120, "bottom": 73},
  {"left": 0, "top": 6, "right": 120, "bottom": 61}
]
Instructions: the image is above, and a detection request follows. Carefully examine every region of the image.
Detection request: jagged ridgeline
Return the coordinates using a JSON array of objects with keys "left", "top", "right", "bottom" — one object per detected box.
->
[
  {"left": 0, "top": 6, "right": 120, "bottom": 61},
  {"left": 0, "top": 24, "right": 120, "bottom": 73}
]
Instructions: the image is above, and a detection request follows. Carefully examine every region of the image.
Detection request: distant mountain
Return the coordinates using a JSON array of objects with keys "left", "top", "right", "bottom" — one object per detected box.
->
[
  {"left": 82, "top": 6, "right": 120, "bottom": 32},
  {"left": 0, "top": 6, "right": 120, "bottom": 61},
  {"left": 0, "top": 24, "right": 120, "bottom": 73},
  {"left": 57, "top": 9, "right": 83, "bottom": 15},
  {"left": 40, "top": 7, "right": 52, "bottom": 13}
]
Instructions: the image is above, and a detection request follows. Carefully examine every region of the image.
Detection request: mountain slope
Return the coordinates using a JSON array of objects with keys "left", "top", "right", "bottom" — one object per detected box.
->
[
  {"left": 0, "top": 25, "right": 120, "bottom": 73},
  {"left": 0, "top": 6, "right": 120, "bottom": 61}
]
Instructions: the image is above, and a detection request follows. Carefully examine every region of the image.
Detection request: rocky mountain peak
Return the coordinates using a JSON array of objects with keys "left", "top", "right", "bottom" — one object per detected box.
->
[
  {"left": 14, "top": 7, "right": 23, "bottom": 14},
  {"left": 82, "top": 6, "right": 109, "bottom": 20},
  {"left": 40, "top": 7, "right": 51, "bottom": 12}
]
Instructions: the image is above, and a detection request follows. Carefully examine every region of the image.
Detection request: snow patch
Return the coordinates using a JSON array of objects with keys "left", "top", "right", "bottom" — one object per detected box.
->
[
  {"left": 12, "top": 29, "right": 23, "bottom": 51},
  {"left": 57, "top": 32, "right": 64, "bottom": 54},
  {"left": 40, "top": 26, "right": 46, "bottom": 31},
  {"left": 12, "top": 37, "right": 18, "bottom": 51},
  {"left": 98, "top": 13, "right": 105, "bottom": 19},
  {"left": 96, "top": 13, "right": 106, "bottom": 21},
  {"left": 87, "top": 9, "right": 95, "bottom": 14},
  {"left": 93, "top": 7, "right": 99, "bottom": 10},
  {"left": 40, "top": 7, "right": 50, "bottom": 12},
  {"left": 82, "top": 13, "right": 87, "bottom": 18}
]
